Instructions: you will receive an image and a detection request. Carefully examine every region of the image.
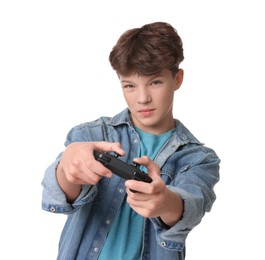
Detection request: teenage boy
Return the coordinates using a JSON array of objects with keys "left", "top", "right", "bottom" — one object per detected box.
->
[{"left": 42, "top": 21, "right": 220, "bottom": 260}]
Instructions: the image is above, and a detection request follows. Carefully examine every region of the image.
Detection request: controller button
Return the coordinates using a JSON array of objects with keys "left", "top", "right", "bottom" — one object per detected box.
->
[
  {"left": 113, "top": 152, "right": 121, "bottom": 158},
  {"left": 132, "top": 161, "right": 141, "bottom": 168}
]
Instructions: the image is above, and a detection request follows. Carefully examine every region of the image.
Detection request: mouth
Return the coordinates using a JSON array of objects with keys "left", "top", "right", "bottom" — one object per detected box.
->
[{"left": 138, "top": 108, "right": 155, "bottom": 117}]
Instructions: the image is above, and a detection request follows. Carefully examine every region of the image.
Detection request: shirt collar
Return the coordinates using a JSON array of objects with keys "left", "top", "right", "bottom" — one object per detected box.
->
[{"left": 108, "top": 108, "right": 202, "bottom": 145}]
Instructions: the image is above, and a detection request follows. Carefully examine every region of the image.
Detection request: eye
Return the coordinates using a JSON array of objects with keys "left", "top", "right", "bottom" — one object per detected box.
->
[
  {"left": 123, "top": 84, "right": 134, "bottom": 89},
  {"left": 151, "top": 80, "right": 162, "bottom": 86}
]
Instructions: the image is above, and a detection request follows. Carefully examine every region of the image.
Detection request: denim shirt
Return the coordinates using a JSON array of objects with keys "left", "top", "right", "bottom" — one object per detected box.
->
[{"left": 41, "top": 108, "right": 220, "bottom": 260}]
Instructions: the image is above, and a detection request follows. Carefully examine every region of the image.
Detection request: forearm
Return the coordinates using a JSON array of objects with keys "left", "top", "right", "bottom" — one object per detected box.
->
[
  {"left": 56, "top": 164, "right": 82, "bottom": 203},
  {"left": 159, "top": 189, "right": 184, "bottom": 227}
]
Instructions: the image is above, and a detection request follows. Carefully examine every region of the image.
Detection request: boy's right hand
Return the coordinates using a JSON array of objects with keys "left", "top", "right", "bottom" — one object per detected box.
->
[{"left": 56, "top": 142, "right": 125, "bottom": 202}]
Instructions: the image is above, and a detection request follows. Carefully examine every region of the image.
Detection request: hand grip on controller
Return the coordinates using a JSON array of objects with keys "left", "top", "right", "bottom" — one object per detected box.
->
[{"left": 94, "top": 150, "right": 152, "bottom": 185}]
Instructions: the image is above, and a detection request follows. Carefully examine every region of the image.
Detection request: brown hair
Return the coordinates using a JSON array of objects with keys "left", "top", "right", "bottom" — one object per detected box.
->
[{"left": 109, "top": 22, "right": 184, "bottom": 76}]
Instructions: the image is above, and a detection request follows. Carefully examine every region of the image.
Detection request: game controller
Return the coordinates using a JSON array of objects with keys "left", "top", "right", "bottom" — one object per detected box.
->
[{"left": 94, "top": 150, "right": 152, "bottom": 184}]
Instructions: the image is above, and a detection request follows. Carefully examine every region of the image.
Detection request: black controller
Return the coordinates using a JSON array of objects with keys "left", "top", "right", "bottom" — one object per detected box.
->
[{"left": 94, "top": 150, "right": 152, "bottom": 184}]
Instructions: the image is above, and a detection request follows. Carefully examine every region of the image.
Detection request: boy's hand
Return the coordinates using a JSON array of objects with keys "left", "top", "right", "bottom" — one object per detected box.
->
[
  {"left": 58, "top": 141, "right": 125, "bottom": 185},
  {"left": 125, "top": 156, "right": 183, "bottom": 227},
  {"left": 56, "top": 141, "right": 125, "bottom": 202}
]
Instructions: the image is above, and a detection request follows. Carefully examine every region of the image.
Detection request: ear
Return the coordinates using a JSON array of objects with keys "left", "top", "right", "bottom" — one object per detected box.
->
[{"left": 174, "top": 69, "right": 184, "bottom": 91}]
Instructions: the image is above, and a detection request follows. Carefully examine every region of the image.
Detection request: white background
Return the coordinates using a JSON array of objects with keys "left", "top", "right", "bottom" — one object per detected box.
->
[{"left": 1, "top": 1, "right": 264, "bottom": 259}]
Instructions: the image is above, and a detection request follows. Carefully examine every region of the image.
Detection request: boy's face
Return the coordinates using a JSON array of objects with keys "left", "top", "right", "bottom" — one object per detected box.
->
[{"left": 119, "top": 69, "right": 183, "bottom": 135}]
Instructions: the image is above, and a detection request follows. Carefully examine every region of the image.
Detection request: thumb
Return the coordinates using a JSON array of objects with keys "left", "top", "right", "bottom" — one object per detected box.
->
[{"left": 133, "top": 156, "right": 160, "bottom": 179}]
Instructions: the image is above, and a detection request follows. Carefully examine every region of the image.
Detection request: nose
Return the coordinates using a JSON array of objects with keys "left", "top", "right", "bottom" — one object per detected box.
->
[{"left": 137, "top": 87, "right": 151, "bottom": 104}]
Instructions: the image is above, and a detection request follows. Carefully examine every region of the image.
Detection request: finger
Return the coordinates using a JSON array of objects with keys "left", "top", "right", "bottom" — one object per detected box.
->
[
  {"left": 85, "top": 157, "right": 113, "bottom": 177},
  {"left": 83, "top": 172, "right": 103, "bottom": 185},
  {"left": 94, "top": 141, "right": 126, "bottom": 157},
  {"left": 65, "top": 155, "right": 107, "bottom": 183},
  {"left": 125, "top": 179, "right": 153, "bottom": 194},
  {"left": 66, "top": 160, "right": 104, "bottom": 185},
  {"left": 132, "top": 156, "right": 161, "bottom": 179},
  {"left": 126, "top": 186, "right": 150, "bottom": 201}
]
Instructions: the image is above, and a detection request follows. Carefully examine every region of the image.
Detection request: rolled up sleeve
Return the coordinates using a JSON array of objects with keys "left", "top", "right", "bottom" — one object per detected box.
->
[{"left": 41, "top": 158, "right": 97, "bottom": 214}]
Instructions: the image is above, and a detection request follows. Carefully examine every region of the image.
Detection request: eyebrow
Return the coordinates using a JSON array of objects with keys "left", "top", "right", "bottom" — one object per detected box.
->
[
  {"left": 120, "top": 80, "right": 134, "bottom": 84},
  {"left": 120, "top": 74, "right": 164, "bottom": 84}
]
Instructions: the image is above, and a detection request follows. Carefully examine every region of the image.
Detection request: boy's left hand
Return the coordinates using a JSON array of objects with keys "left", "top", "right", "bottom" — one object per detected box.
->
[{"left": 125, "top": 156, "right": 183, "bottom": 226}]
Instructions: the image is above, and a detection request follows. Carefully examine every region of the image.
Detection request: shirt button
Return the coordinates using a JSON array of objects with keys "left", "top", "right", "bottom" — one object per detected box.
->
[
  {"left": 160, "top": 241, "right": 166, "bottom": 247},
  {"left": 50, "top": 207, "right": 56, "bottom": 213},
  {"left": 119, "top": 188, "right": 124, "bottom": 193},
  {"left": 94, "top": 247, "right": 99, "bottom": 252},
  {"left": 133, "top": 138, "right": 138, "bottom": 143},
  {"left": 106, "top": 219, "right": 111, "bottom": 225}
]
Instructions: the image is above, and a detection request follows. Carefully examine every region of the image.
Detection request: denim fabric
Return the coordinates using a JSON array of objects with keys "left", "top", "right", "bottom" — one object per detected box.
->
[{"left": 41, "top": 108, "right": 220, "bottom": 260}]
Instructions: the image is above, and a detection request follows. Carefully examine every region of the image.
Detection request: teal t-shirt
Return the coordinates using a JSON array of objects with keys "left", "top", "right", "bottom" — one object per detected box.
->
[{"left": 99, "top": 128, "right": 174, "bottom": 260}]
